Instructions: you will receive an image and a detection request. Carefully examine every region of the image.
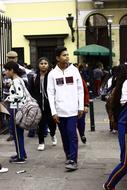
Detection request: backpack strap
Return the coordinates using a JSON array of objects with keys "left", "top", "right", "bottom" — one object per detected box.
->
[
  {"left": 18, "top": 78, "right": 32, "bottom": 100},
  {"left": 19, "top": 77, "right": 37, "bottom": 103}
]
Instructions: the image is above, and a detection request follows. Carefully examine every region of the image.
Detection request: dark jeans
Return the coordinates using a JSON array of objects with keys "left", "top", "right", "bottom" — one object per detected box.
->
[
  {"left": 8, "top": 108, "right": 14, "bottom": 136},
  {"left": 38, "top": 112, "right": 56, "bottom": 144},
  {"left": 77, "top": 112, "right": 86, "bottom": 137}
]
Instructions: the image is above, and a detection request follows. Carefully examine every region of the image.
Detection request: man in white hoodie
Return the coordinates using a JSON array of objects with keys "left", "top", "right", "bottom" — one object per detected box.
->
[{"left": 47, "top": 47, "right": 84, "bottom": 171}]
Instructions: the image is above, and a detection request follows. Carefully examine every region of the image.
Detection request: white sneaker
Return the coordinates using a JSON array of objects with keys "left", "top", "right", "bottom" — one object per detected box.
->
[
  {"left": 0, "top": 167, "right": 8, "bottom": 173},
  {"left": 47, "top": 128, "right": 50, "bottom": 133},
  {"left": 51, "top": 135, "right": 57, "bottom": 146},
  {"left": 37, "top": 144, "right": 45, "bottom": 151},
  {"left": 112, "top": 130, "right": 117, "bottom": 134}
]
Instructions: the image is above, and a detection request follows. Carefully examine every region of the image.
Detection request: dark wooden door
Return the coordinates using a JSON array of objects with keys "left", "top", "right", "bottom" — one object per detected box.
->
[
  {"left": 86, "top": 26, "right": 109, "bottom": 68},
  {"left": 38, "top": 46, "right": 56, "bottom": 66},
  {"left": 25, "top": 34, "right": 68, "bottom": 68},
  {"left": 120, "top": 25, "right": 127, "bottom": 64},
  {"left": 86, "top": 26, "right": 108, "bottom": 48}
]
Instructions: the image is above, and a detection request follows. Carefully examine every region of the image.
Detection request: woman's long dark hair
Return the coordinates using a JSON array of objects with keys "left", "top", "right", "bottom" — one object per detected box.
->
[
  {"left": 4, "top": 61, "right": 25, "bottom": 77},
  {"left": 112, "top": 64, "right": 127, "bottom": 121}
]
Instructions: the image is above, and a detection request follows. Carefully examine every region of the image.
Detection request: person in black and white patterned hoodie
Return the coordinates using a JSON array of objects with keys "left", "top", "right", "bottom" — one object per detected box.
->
[
  {"left": 4, "top": 51, "right": 29, "bottom": 142},
  {"left": 4, "top": 61, "right": 28, "bottom": 164}
]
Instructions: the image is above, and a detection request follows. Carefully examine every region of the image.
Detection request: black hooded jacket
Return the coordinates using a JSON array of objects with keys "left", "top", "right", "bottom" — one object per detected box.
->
[{"left": 30, "top": 71, "right": 51, "bottom": 114}]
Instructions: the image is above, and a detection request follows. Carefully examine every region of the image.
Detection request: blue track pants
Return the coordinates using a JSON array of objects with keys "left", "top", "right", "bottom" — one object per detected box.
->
[
  {"left": 105, "top": 105, "right": 127, "bottom": 189},
  {"left": 58, "top": 116, "right": 78, "bottom": 163},
  {"left": 11, "top": 109, "right": 26, "bottom": 159}
]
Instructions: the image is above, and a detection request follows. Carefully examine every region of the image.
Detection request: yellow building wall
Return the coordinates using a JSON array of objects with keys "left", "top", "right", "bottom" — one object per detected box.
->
[
  {"left": 4, "top": 1, "right": 127, "bottom": 65},
  {"left": 4, "top": 1, "right": 77, "bottom": 64}
]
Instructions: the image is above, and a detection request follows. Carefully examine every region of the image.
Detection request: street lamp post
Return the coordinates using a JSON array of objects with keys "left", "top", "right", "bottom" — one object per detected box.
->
[
  {"left": 66, "top": 14, "right": 75, "bottom": 42},
  {"left": 107, "top": 15, "right": 114, "bottom": 73}
]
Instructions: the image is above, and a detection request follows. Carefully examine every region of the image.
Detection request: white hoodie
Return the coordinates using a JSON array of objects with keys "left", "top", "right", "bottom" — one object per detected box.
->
[
  {"left": 47, "top": 64, "right": 84, "bottom": 117},
  {"left": 120, "top": 80, "right": 127, "bottom": 105}
]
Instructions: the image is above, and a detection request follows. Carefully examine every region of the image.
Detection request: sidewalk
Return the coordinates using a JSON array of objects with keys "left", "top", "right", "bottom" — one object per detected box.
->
[{"left": 0, "top": 99, "right": 126, "bottom": 190}]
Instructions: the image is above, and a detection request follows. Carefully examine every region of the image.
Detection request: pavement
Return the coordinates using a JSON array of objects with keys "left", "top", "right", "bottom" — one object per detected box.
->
[{"left": 0, "top": 99, "right": 127, "bottom": 190}]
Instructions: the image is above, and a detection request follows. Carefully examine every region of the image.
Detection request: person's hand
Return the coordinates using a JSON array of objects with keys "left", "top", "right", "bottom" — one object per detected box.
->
[
  {"left": 78, "top": 110, "right": 84, "bottom": 118},
  {"left": 52, "top": 114, "right": 60, "bottom": 124}
]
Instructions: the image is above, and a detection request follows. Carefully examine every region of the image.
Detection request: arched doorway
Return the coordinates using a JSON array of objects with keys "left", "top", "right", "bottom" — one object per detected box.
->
[
  {"left": 85, "top": 13, "right": 108, "bottom": 47},
  {"left": 120, "top": 15, "right": 127, "bottom": 64}
]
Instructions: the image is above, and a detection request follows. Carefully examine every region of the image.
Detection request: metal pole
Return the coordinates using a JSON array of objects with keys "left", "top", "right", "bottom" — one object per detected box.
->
[
  {"left": 89, "top": 90, "right": 95, "bottom": 131},
  {"left": 109, "top": 22, "right": 112, "bottom": 72},
  {"left": 75, "top": 0, "right": 79, "bottom": 64},
  {"left": 88, "top": 68, "right": 95, "bottom": 131}
]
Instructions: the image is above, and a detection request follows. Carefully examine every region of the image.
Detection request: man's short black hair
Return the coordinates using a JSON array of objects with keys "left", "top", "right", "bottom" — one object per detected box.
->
[{"left": 55, "top": 46, "right": 67, "bottom": 57}]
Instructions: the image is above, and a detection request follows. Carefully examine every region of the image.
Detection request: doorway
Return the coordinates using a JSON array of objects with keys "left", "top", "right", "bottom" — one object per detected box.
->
[
  {"left": 85, "top": 13, "right": 109, "bottom": 68},
  {"left": 25, "top": 34, "right": 68, "bottom": 68},
  {"left": 86, "top": 13, "right": 108, "bottom": 47},
  {"left": 120, "top": 15, "right": 127, "bottom": 64},
  {"left": 38, "top": 46, "right": 56, "bottom": 66}
]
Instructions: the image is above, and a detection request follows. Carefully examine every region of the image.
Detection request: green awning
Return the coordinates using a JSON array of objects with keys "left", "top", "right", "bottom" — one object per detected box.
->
[{"left": 74, "top": 44, "right": 115, "bottom": 57}]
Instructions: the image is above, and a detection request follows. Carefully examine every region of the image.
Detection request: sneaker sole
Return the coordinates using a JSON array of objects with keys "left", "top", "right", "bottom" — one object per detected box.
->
[
  {"left": 65, "top": 165, "right": 78, "bottom": 170},
  {"left": 37, "top": 147, "right": 45, "bottom": 151},
  {"left": 9, "top": 160, "right": 26, "bottom": 164},
  {"left": 11, "top": 161, "right": 26, "bottom": 164},
  {"left": 37, "top": 149, "right": 45, "bottom": 151},
  {"left": 52, "top": 143, "right": 57, "bottom": 146},
  {"left": 10, "top": 155, "right": 27, "bottom": 160}
]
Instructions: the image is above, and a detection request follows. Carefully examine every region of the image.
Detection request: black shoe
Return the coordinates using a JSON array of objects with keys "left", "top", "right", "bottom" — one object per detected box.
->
[
  {"left": 65, "top": 160, "right": 78, "bottom": 170},
  {"left": 81, "top": 136, "right": 87, "bottom": 144},
  {"left": 10, "top": 154, "right": 27, "bottom": 160},
  {"left": 27, "top": 129, "right": 36, "bottom": 137},
  {"left": 44, "top": 134, "right": 48, "bottom": 137},
  {"left": 10, "top": 155, "right": 17, "bottom": 160},
  {"left": 9, "top": 157, "right": 26, "bottom": 164},
  {"left": 6, "top": 135, "right": 13, "bottom": 141},
  {"left": 27, "top": 133, "right": 35, "bottom": 138}
]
